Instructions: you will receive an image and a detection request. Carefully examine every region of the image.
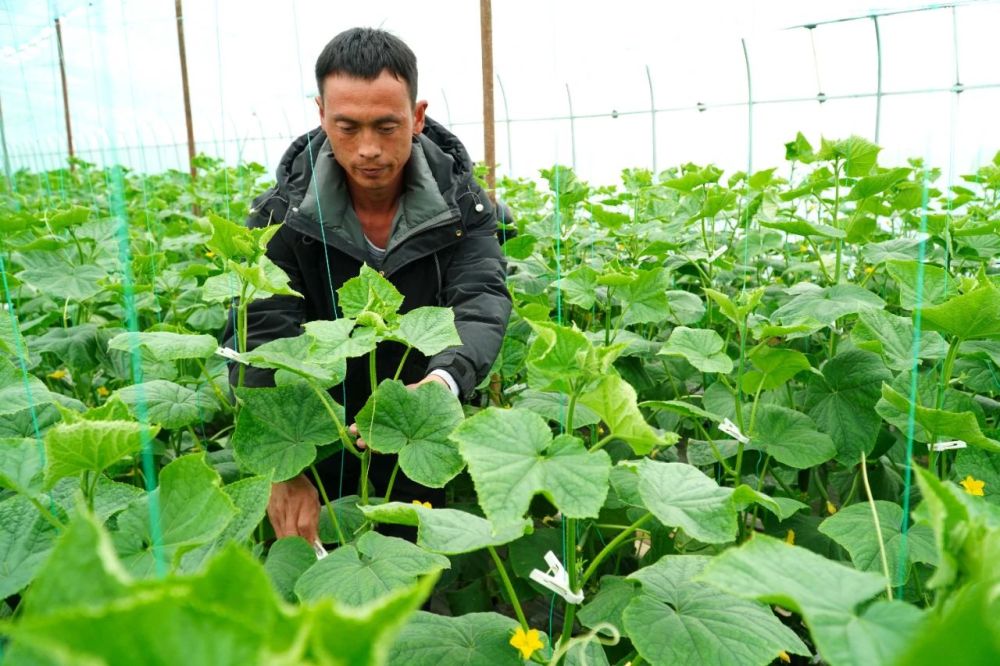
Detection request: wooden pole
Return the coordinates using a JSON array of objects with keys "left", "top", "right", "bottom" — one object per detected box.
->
[
  {"left": 54, "top": 18, "right": 75, "bottom": 170},
  {"left": 479, "top": 0, "right": 496, "bottom": 202},
  {"left": 174, "top": 0, "right": 196, "bottom": 181}
]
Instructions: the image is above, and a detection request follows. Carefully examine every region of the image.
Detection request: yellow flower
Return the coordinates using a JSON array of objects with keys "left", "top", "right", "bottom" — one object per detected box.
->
[
  {"left": 798, "top": 244, "right": 809, "bottom": 254},
  {"left": 779, "top": 651, "right": 792, "bottom": 663},
  {"left": 826, "top": 501, "right": 838, "bottom": 515},
  {"left": 785, "top": 529, "right": 795, "bottom": 546},
  {"left": 864, "top": 265, "right": 875, "bottom": 274},
  {"left": 205, "top": 250, "right": 216, "bottom": 258},
  {"left": 509, "top": 627, "right": 544, "bottom": 660},
  {"left": 411, "top": 500, "right": 432, "bottom": 509},
  {"left": 96, "top": 386, "right": 110, "bottom": 398},
  {"left": 960, "top": 475, "right": 985, "bottom": 497},
  {"left": 47, "top": 369, "right": 68, "bottom": 381}
]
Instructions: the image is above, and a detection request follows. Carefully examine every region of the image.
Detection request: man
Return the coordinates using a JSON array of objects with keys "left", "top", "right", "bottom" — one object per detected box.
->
[{"left": 231, "top": 28, "right": 511, "bottom": 544}]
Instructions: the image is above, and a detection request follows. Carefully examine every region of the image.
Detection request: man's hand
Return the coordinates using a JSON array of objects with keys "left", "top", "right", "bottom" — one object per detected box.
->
[
  {"left": 349, "top": 374, "right": 451, "bottom": 450},
  {"left": 267, "top": 473, "right": 320, "bottom": 543}
]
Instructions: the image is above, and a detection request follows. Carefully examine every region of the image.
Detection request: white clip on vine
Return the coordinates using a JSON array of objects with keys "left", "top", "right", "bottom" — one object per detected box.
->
[
  {"left": 313, "top": 540, "right": 328, "bottom": 560},
  {"left": 931, "top": 440, "right": 967, "bottom": 451},
  {"left": 215, "top": 346, "right": 247, "bottom": 364},
  {"left": 719, "top": 418, "right": 750, "bottom": 445},
  {"left": 529, "top": 551, "right": 584, "bottom": 605}
]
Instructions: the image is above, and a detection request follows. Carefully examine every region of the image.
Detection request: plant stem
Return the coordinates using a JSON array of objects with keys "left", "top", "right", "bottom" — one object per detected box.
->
[
  {"left": 383, "top": 459, "right": 400, "bottom": 503},
  {"left": 236, "top": 281, "right": 250, "bottom": 389},
  {"left": 196, "top": 358, "right": 234, "bottom": 413},
  {"left": 310, "top": 464, "right": 346, "bottom": 546},
  {"left": 487, "top": 546, "right": 528, "bottom": 630},
  {"left": 360, "top": 450, "right": 371, "bottom": 505},
  {"left": 305, "top": 380, "right": 362, "bottom": 459},
  {"left": 861, "top": 452, "right": 893, "bottom": 600},
  {"left": 392, "top": 345, "right": 412, "bottom": 381},
  {"left": 832, "top": 159, "right": 843, "bottom": 284},
  {"left": 581, "top": 513, "right": 653, "bottom": 585},
  {"left": 559, "top": 518, "right": 580, "bottom": 650},
  {"left": 368, "top": 348, "right": 378, "bottom": 394}
]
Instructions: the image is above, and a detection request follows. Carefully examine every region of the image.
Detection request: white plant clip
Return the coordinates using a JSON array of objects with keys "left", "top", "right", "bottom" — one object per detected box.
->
[
  {"left": 529, "top": 550, "right": 584, "bottom": 605},
  {"left": 931, "top": 440, "right": 967, "bottom": 452},
  {"left": 312, "top": 540, "right": 328, "bottom": 560},
  {"left": 215, "top": 346, "right": 247, "bottom": 364},
  {"left": 719, "top": 418, "right": 750, "bottom": 445}
]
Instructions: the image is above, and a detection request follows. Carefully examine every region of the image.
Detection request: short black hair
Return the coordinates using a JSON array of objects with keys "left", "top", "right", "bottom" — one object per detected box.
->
[{"left": 314, "top": 28, "right": 418, "bottom": 105}]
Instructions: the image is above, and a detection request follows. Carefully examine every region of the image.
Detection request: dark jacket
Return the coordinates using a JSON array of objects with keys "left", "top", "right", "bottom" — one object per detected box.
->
[{"left": 229, "top": 118, "right": 511, "bottom": 421}]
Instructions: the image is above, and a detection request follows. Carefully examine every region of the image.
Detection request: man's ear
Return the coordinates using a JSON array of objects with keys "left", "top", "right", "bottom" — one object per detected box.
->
[
  {"left": 412, "top": 100, "right": 429, "bottom": 135},
  {"left": 315, "top": 95, "right": 324, "bottom": 122}
]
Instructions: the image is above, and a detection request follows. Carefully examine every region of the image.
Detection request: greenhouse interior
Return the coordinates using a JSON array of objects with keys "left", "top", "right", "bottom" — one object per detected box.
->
[{"left": 2, "top": 0, "right": 1000, "bottom": 664}]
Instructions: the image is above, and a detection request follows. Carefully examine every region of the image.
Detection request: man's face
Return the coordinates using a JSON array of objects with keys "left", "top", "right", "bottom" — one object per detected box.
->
[{"left": 317, "top": 70, "right": 427, "bottom": 197}]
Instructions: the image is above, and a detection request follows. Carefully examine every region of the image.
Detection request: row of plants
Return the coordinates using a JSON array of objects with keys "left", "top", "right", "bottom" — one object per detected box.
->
[{"left": 0, "top": 138, "right": 999, "bottom": 664}]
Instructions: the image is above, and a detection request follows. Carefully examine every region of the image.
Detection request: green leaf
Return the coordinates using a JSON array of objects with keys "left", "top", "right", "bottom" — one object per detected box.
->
[
  {"left": 264, "top": 536, "right": 316, "bottom": 602},
  {"left": 452, "top": 407, "right": 611, "bottom": 528},
  {"left": 232, "top": 383, "right": 337, "bottom": 481},
  {"left": 44, "top": 420, "right": 155, "bottom": 488},
  {"left": 114, "top": 380, "right": 218, "bottom": 430},
  {"left": 0, "top": 495, "right": 59, "bottom": 598},
  {"left": 305, "top": 318, "right": 377, "bottom": 360},
  {"left": 626, "top": 459, "right": 740, "bottom": 544},
  {"left": 33, "top": 323, "right": 105, "bottom": 372},
  {"left": 295, "top": 531, "right": 449, "bottom": 606},
  {"left": 885, "top": 260, "right": 957, "bottom": 309},
  {"left": 878, "top": 383, "right": 1000, "bottom": 452},
  {"left": 243, "top": 333, "right": 344, "bottom": 386},
  {"left": 758, "top": 217, "right": 846, "bottom": 239},
  {"left": 19, "top": 265, "right": 108, "bottom": 301},
  {"left": 912, "top": 466, "right": 1000, "bottom": 589},
  {"left": 179, "top": 474, "right": 272, "bottom": 572},
  {"left": 751, "top": 404, "right": 837, "bottom": 469},
  {"left": 617, "top": 268, "right": 670, "bottom": 325},
  {"left": 230, "top": 256, "right": 303, "bottom": 298},
  {"left": 698, "top": 534, "right": 917, "bottom": 666},
  {"left": 525, "top": 320, "right": 621, "bottom": 395},
  {"left": 805, "top": 350, "right": 892, "bottom": 465},
  {"left": 741, "top": 346, "right": 810, "bottom": 393},
  {"left": 664, "top": 290, "right": 706, "bottom": 325},
  {"left": 624, "top": 555, "right": 808, "bottom": 665},
  {"left": 580, "top": 374, "right": 675, "bottom": 455},
  {"left": 359, "top": 502, "right": 531, "bottom": 554},
  {"left": 0, "top": 437, "right": 44, "bottom": 495},
  {"left": 387, "top": 611, "right": 524, "bottom": 666},
  {"left": 113, "top": 453, "right": 237, "bottom": 576},
  {"left": 771, "top": 284, "right": 885, "bottom": 326},
  {"left": 0, "top": 358, "right": 58, "bottom": 417},
  {"left": 831, "top": 135, "right": 881, "bottom": 177},
  {"left": 388, "top": 306, "right": 462, "bottom": 356},
  {"left": 953, "top": 447, "right": 1000, "bottom": 505},
  {"left": 920, "top": 285, "right": 1000, "bottom": 340},
  {"left": 846, "top": 168, "right": 911, "bottom": 200},
  {"left": 556, "top": 265, "right": 598, "bottom": 309},
  {"left": 894, "top": 580, "right": 1000, "bottom": 665},
  {"left": 578, "top": 576, "right": 637, "bottom": 633},
  {"left": 659, "top": 326, "right": 733, "bottom": 374},
  {"left": 107, "top": 331, "right": 218, "bottom": 362},
  {"left": 338, "top": 264, "right": 404, "bottom": 320},
  {"left": 853, "top": 309, "right": 948, "bottom": 371},
  {"left": 356, "top": 380, "right": 465, "bottom": 488},
  {"left": 205, "top": 213, "right": 256, "bottom": 260},
  {"left": 513, "top": 389, "right": 601, "bottom": 428},
  {"left": 819, "top": 500, "right": 936, "bottom": 583}
]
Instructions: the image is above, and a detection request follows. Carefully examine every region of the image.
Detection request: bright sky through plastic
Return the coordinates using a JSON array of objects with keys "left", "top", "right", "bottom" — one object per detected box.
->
[{"left": 2, "top": 0, "right": 999, "bottom": 185}]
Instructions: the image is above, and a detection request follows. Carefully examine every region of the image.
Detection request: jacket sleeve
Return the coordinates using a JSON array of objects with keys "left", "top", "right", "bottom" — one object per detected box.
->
[
  {"left": 222, "top": 205, "right": 306, "bottom": 389},
  {"left": 425, "top": 183, "right": 512, "bottom": 399}
]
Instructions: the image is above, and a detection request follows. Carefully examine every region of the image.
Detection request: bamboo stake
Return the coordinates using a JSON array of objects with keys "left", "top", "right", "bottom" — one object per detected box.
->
[
  {"left": 479, "top": 0, "right": 496, "bottom": 202},
  {"left": 174, "top": 0, "right": 196, "bottom": 182}
]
